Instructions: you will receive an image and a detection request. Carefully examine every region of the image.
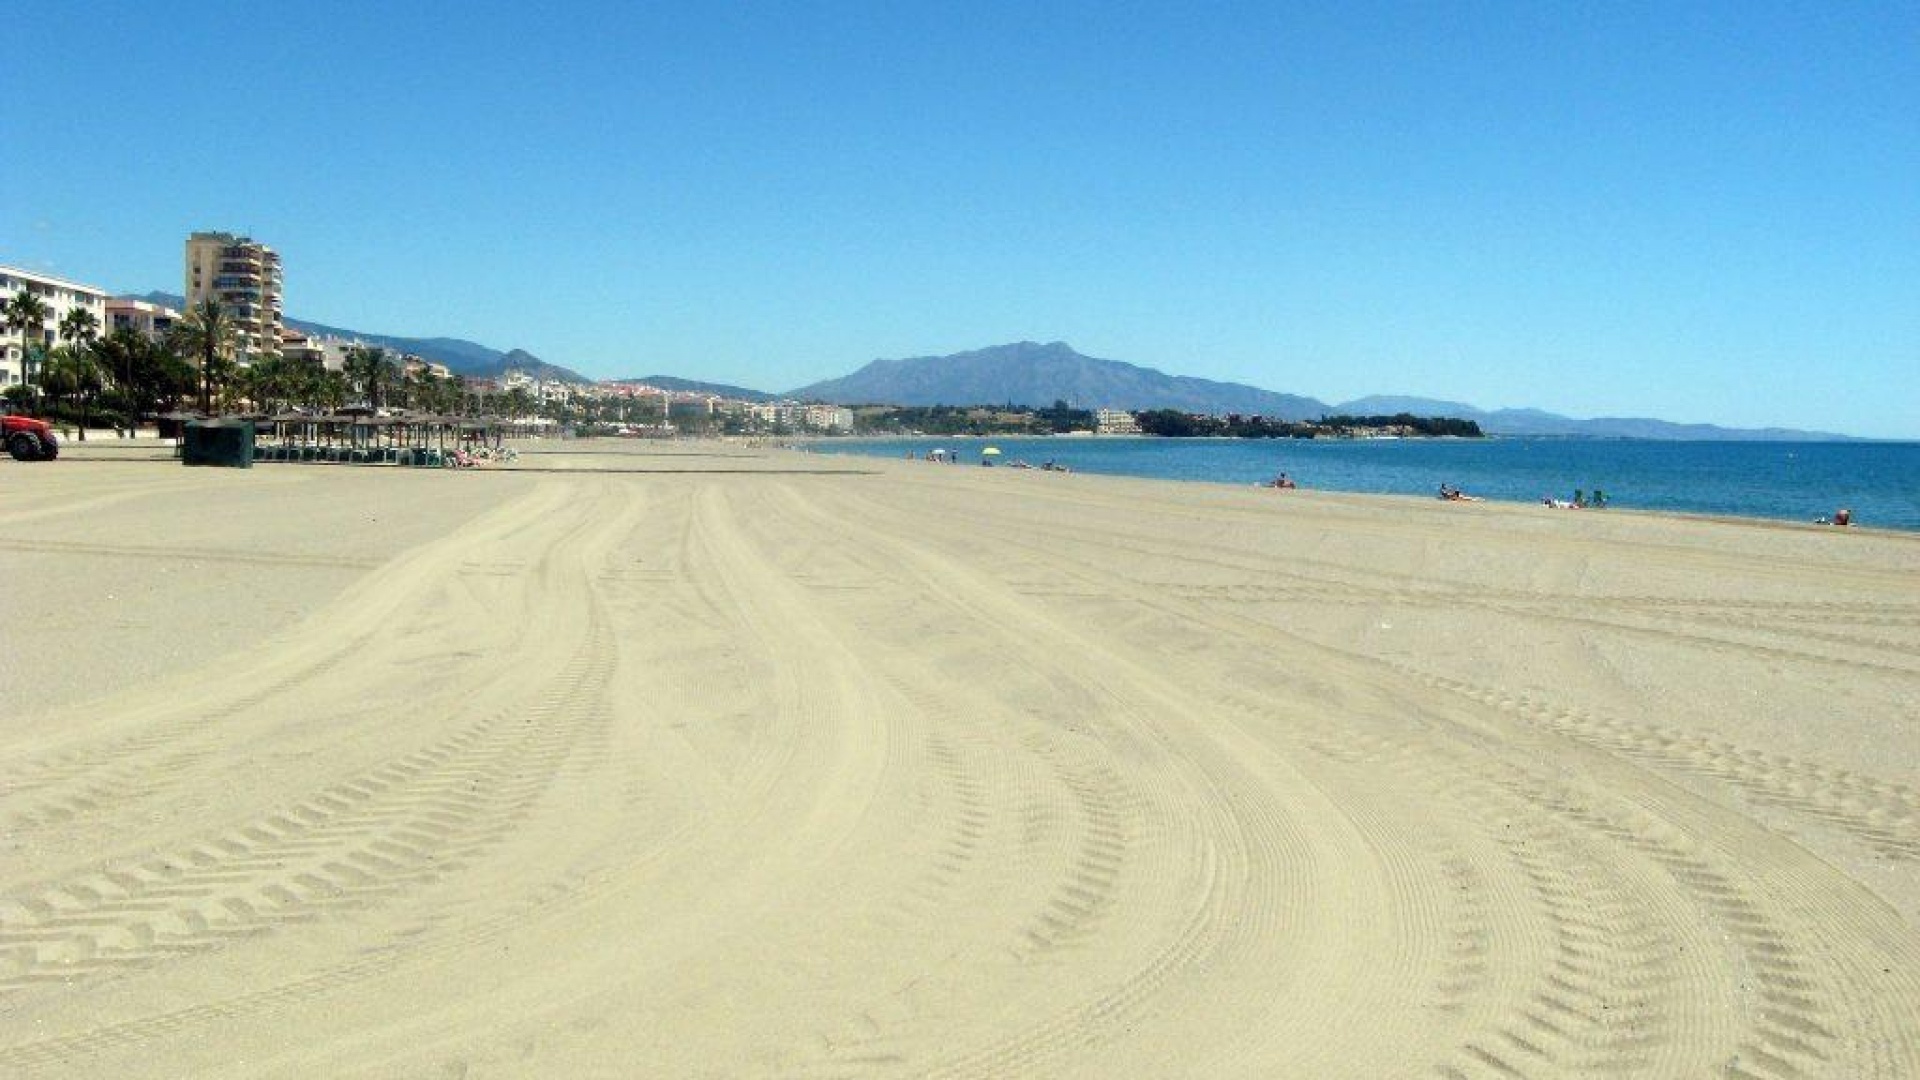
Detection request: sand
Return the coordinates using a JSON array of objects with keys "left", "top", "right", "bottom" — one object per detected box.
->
[{"left": 3, "top": 441, "right": 1917, "bottom": 1078}]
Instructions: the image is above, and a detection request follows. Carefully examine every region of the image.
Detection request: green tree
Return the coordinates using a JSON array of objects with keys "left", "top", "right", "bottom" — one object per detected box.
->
[
  {"left": 503, "top": 385, "right": 535, "bottom": 420},
  {"left": 1034, "top": 398, "right": 1095, "bottom": 434},
  {"left": 239, "top": 353, "right": 291, "bottom": 414},
  {"left": 344, "top": 345, "right": 397, "bottom": 410},
  {"left": 91, "top": 327, "right": 179, "bottom": 434},
  {"left": 315, "top": 368, "right": 349, "bottom": 412},
  {"left": 57, "top": 307, "right": 100, "bottom": 352},
  {"left": 39, "top": 347, "right": 104, "bottom": 438},
  {"left": 282, "top": 355, "right": 326, "bottom": 411},
  {"left": 171, "top": 300, "right": 239, "bottom": 413},
  {"left": 5, "top": 289, "right": 54, "bottom": 387}
]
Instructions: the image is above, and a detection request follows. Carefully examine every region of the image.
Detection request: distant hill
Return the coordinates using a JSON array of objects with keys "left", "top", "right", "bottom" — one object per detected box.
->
[
  {"left": 791, "top": 341, "right": 1330, "bottom": 420},
  {"left": 608, "top": 375, "right": 776, "bottom": 402},
  {"left": 132, "top": 292, "right": 591, "bottom": 384},
  {"left": 1334, "top": 395, "right": 1854, "bottom": 441}
]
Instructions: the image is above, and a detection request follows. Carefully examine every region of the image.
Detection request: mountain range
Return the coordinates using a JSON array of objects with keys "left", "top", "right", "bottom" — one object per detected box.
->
[
  {"left": 1329, "top": 395, "right": 1853, "bottom": 441},
  {"left": 790, "top": 342, "right": 1855, "bottom": 441},
  {"left": 791, "top": 340, "right": 1329, "bottom": 420},
  {"left": 129, "top": 296, "right": 1853, "bottom": 439},
  {"left": 134, "top": 293, "right": 590, "bottom": 385},
  {"left": 607, "top": 375, "right": 777, "bottom": 402}
]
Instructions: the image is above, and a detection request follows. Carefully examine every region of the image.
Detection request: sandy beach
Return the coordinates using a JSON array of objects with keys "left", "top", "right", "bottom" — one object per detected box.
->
[{"left": 2, "top": 441, "right": 1916, "bottom": 1078}]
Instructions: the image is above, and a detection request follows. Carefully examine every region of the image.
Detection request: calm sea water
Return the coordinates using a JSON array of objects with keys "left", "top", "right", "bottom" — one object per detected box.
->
[{"left": 806, "top": 437, "right": 1920, "bottom": 532}]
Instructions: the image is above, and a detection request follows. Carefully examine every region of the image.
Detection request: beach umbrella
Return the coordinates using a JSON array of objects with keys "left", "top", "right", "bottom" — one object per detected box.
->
[{"left": 982, "top": 447, "right": 1001, "bottom": 456}]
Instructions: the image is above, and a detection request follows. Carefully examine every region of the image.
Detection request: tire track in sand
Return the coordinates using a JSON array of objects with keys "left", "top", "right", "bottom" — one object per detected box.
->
[
  {"left": 1387, "top": 665, "right": 1920, "bottom": 862},
  {"left": 0, "top": 483, "right": 633, "bottom": 1071},
  {"left": 0, "top": 597, "right": 616, "bottom": 995},
  {"left": 851, "top": 486, "right": 1920, "bottom": 1077},
  {"left": 752, "top": 483, "right": 1313, "bottom": 1080},
  {"left": 0, "top": 484, "right": 578, "bottom": 835}
]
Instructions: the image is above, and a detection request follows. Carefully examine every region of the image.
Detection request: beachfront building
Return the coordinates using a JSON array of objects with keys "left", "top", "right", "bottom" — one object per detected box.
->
[
  {"left": 602, "top": 381, "right": 671, "bottom": 423},
  {"left": 1096, "top": 408, "right": 1142, "bottom": 435},
  {"left": 748, "top": 401, "right": 805, "bottom": 429},
  {"left": 667, "top": 392, "right": 719, "bottom": 423},
  {"left": 279, "top": 328, "right": 326, "bottom": 368},
  {"left": 184, "top": 232, "right": 283, "bottom": 361},
  {"left": 503, "top": 368, "right": 576, "bottom": 407},
  {"left": 106, "top": 297, "right": 181, "bottom": 340},
  {"left": 804, "top": 404, "right": 855, "bottom": 433},
  {"left": 318, "top": 338, "right": 406, "bottom": 373},
  {"left": 2, "top": 264, "right": 111, "bottom": 388},
  {"left": 406, "top": 356, "right": 453, "bottom": 381}
]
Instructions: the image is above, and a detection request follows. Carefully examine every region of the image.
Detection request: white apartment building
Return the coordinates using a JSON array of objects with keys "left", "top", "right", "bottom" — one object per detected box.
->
[
  {"left": 749, "top": 401, "right": 805, "bottom": 428},
  {"left": 1, "top": 264, "right": 110, "bottom": 388},
  {"left": 106, "top": 298, "right": 181, "bottom": 340},
  {"left": 278, "top": 328, "right": 326, "bottom": 367},
  {"left": 1095, "top": 408, "right": 1141, "bottom": 435},
  {"left": 184, "top": 232, "right": 283, "bottom": 360},
  {"left": 319, "top": 338, "right": 402, "bottom": 373},
  {"left": 405, "top": 356, "right": 453, "bottom": 381},
  {"left": 804, "top": 404, "right": 855, "bottom": 432}
]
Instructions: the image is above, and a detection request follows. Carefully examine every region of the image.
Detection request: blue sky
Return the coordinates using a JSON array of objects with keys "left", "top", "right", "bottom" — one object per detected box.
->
[{"left": 5, "top": 1, "right": 1915, "bottom": 436}]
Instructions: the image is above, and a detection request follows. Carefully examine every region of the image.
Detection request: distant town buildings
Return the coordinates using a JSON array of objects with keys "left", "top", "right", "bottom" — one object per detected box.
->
[
  {"left": 1095, "top": 408, "right": 1141, "bottom": 434},
  {"left": 184, "top": 232, "right": 283, "bottom": 360},
  {"left": 2, "top": 264, "right": 110, "bottom": 388},
  {"left": 740, "top": 401, "right": 851, "bottom": 432},
  {"left": 808, "top": 404, "right": 854, "bottom": 432}
]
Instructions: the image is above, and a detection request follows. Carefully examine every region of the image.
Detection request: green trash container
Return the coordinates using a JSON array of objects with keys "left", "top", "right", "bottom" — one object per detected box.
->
[{"left": 182, "top": 420, "right": 255, "bottom": 468}]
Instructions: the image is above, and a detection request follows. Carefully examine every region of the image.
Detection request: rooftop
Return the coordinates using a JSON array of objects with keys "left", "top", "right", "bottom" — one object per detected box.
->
[{"left": 0, "top": 263, "right": 111, "bottom": 297}]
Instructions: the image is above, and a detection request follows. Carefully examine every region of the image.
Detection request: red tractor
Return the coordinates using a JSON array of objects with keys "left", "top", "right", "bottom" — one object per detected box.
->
[{"left": 3, "top": 414, "right": 60, "bottom": 461}]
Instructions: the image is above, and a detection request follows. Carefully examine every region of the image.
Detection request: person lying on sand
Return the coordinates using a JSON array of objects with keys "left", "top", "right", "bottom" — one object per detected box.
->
[{"left": 1439, "top": 484, "right": 1480, "bottom": 502}]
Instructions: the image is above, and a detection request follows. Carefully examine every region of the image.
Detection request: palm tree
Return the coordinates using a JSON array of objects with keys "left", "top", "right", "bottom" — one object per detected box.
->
[
  {"left": 282, "top": 354, "right": 325, "bottom": 412},
  {"left": 171, "top": 300, "right": 238, "bottom": 413},
  {"left": 5, "top": 290, "right": 54, "bottom": 387},
  {"left": 58, "top": 307, "right": 99, "bottom": 352},
  {"left": 40, "top": 348, "right": 104, "bottom": 439},
  {"left": 239, "top": 355, "right": 277, "bottom": 414},
  {"left": 316, "top": 369, "right": 349, "bottom": 412},
  {"left": 503, "top": 385, "right": 535, "bottom": 421},
  {"left": 343, "top": 345, "right": 396, "bottom": 410},
  {"left": 92, "top": 328, "right": 154, "bottom": 435}
]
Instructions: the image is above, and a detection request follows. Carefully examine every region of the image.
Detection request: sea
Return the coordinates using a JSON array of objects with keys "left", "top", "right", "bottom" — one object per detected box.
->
[{"left": 802, "top": 437, "right": 1920, "bottom": 532}]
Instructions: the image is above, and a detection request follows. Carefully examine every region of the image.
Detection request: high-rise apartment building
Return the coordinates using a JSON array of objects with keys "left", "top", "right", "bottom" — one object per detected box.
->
[{"left": 184, "top": 232, "right": 282, "bottom": 361}]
